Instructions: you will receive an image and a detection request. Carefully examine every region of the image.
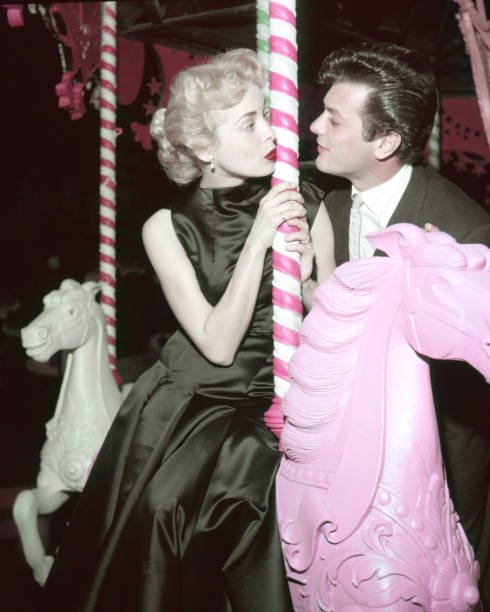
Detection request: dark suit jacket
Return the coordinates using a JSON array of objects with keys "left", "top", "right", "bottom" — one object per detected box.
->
[{"left": 324, "top": 164, "right": 490, "bottom": 265}]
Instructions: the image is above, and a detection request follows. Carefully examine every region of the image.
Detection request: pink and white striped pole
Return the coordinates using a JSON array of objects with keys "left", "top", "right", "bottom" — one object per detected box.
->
[
  {"left": 99, "top": 1, "right": 121, "bottom": 384},
  {"left": 256, "top": 0, "right": 270, "bottom": 110},
  {"left": 263, "top": 0, "right": 300, "bottom": 438}
]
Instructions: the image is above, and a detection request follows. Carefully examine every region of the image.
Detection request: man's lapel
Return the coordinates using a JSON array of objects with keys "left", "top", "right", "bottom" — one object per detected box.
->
[
  {"left": 335, "top": 190, "right": 352, "bottom": 265},
  {"left": 372, "top": 165, "right": 427, "bottom": 256}
]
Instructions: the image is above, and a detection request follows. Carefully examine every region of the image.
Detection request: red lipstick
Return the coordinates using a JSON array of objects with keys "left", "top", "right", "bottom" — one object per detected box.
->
[{"left": 265, "top": 148, "right": 276, "bottom": 161}]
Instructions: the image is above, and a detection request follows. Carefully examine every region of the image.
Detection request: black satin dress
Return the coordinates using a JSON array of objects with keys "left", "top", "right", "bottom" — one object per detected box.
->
[{"left": 41, "top": 178, "right": 321, "bottom": 612}]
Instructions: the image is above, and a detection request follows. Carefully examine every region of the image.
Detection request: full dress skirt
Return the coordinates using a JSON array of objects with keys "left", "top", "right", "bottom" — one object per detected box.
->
[{"left": 41, "top": 178, "right": 322, "bottom": 611}]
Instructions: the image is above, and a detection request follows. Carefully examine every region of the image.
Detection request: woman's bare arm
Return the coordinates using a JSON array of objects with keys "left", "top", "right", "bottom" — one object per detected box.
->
[{"left": 143, "top": 183, "right": 308, "bottom": 365}]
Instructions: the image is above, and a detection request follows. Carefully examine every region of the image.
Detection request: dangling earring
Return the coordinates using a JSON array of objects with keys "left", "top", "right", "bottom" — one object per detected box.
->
[{"left": 210, "top": 156, "right": 216, "bottom": 173}]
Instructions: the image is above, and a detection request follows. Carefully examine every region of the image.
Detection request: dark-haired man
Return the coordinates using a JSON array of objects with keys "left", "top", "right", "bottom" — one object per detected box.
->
[{"left": 311, "top": 40, "right": 490, "bottom": 605}]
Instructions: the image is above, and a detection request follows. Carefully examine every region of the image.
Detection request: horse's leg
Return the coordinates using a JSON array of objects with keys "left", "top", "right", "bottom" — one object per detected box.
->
[{"left": 12, "top": 486, "right": 69, "bottom": 586}]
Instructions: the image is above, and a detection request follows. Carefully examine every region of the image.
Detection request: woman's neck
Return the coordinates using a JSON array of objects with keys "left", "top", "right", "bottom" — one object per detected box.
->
[{"left": 199, "top": 175, "right": 246, "bottom": 189}]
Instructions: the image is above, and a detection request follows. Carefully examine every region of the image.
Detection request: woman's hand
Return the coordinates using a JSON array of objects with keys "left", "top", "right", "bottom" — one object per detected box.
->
[
  {"left": 284, "top": 216, "right": 314, "bottom": 283},
  {"left": 247, "top": 182, "right": 306, "bottom": 251}
]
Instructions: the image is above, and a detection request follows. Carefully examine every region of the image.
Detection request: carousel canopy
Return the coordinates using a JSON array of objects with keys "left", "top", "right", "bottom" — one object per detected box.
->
[{"left": 114, "top": 0, "right": 481, "bottom": 93}]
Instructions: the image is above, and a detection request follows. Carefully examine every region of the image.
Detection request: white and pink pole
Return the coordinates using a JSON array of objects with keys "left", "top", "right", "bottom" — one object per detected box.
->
[
  {"left": 256, "top": 0, "right": 271, "bottom": 110},
  {"left": 428, "top": 106, "right": 441, "bottom": 170},
  {"left": 99, "top": 1, "right": 121, "bottom": 384},
  {"left": 263, "top": 0, "right": 300, "bottom": 438}
]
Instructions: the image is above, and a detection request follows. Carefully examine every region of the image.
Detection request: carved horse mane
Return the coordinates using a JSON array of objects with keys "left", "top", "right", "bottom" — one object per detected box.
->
[
  {"left": 282, "top": 226, "right": 489, "bottom": 464},
  {"left": 282, "top": 256, "right": 393, "bottom": 463},
  {"left": 277, "top": 223, "right": 489, "bottom": 611}
]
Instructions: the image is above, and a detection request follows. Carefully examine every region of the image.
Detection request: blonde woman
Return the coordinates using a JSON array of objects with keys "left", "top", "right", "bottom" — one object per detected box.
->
[{"left": 42, "top": 49, "right": 335, "bottom": 612}]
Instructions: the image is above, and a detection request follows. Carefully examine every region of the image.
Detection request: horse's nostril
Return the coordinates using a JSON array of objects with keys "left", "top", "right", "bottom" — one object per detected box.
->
[{"left": 36, "top": 327, "right": 48, "bottom": 340}]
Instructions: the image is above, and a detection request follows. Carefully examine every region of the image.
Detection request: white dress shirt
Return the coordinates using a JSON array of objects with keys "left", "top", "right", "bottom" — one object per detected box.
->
[{"left": 349, "top": 164, "right": 413, "bottom": 260}]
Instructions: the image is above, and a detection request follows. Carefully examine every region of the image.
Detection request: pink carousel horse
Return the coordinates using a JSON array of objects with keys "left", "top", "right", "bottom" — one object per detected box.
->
[
  {"left": 12, "top": 279, "right": 121, "bottom": 585},
  {"left": 277, "top": 223, "right": 489, "bottom": 611}
]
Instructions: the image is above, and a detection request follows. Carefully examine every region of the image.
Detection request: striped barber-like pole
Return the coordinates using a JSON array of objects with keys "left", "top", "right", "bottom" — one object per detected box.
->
[
  {"left": 99, "top": 1, "right": 121, "bottom": 384},
  {"left": 264, "top": 0, "right": 300, "bottom": 438}
]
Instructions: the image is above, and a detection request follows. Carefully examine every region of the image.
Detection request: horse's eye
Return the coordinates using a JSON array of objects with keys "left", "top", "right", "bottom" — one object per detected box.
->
[{"left": 431, "top": 277, "right": 451, "bottom": 298}]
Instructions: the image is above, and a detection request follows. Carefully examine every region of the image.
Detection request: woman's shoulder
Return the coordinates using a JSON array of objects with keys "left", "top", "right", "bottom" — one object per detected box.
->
[
  {"left": 144, "top": 180, "right": 199, "bottom": 229},
  {"left": 142, "top": 209, "right": 174, "bottom": 248},
  {"left": 144, "top": 208, "right": 172, "bottom": 229}
]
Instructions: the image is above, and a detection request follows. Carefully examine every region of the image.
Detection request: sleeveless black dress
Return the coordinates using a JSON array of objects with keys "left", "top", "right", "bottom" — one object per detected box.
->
[{"left": 41, "top": 177, "right": 322, "bottom": 612}]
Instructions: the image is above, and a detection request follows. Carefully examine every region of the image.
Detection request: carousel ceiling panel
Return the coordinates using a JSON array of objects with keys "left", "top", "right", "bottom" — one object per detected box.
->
[
  {"left": 117, "top": 1, "right": 257, "bottom": 53},
  {"left": 21, "top": 0, "right": 487, "bottom": 93},
  {"left": 115, "top": 0, "right": 483, "bottom": 92}
]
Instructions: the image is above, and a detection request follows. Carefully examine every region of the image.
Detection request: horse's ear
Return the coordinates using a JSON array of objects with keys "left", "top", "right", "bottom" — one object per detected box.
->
[
  {"left": 367, "top": 223, "right": 426, "bottom": 259},
  {"left": 60, "top": 278, "right": 81, "bottom": 290},
  {"left": 461, "top": 243, "right": 490, "bottom": 271},
  {"left": 82, "top": 281, "right": 101, "bottom": 297}
]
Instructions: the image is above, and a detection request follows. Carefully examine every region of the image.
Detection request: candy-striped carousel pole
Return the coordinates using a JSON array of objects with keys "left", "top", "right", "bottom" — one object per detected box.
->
[
  {"left": 428, "top": 106, "right": 441, "bottom": 170},
  {"left": 263, "top": 0, "right": 300, "bottom": 438},
  {"left": 99, "top": 1, "right": 121, "bottom": 384},
  {"left": 256, "top": 0, "right": 271, "bottom": 111}
]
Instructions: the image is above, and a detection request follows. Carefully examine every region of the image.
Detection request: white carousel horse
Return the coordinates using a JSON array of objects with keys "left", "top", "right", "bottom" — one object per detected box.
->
[
  {"left": 277, "top": 223, "right": 490, "bottom": 611},
  {"left": 13, "top": 279, "right": 121, "bottom": 585}
]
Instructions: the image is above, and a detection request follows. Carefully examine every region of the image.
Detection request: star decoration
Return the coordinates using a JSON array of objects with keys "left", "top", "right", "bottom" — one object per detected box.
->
[
  {"left": 143, "top": 100, "right": 157, "bottom": 117},
  {"left": 147, "top": 76, "right": 162, "bottom": 97},
  {"left": 130, "top": 121, "right": 152, "bottom": 151},
  {"left": 454, "top": 155, "right": 468, "bottom": 173},
  {"left": 442, "top": 151, "right": 453, "bottom": 165},
  {"left": 471, "top": 162, "right": 486, "bottom": 177}
]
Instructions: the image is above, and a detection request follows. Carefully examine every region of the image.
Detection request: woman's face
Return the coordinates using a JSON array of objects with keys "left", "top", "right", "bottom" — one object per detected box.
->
[{"left": 204, "top": 85, "right": 276, "bottom": 187}]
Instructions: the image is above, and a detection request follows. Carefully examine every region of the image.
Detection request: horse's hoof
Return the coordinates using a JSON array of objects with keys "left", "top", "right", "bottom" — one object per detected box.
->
[{"left": 33, "top": 555, "right": 54, "bottom": 586}]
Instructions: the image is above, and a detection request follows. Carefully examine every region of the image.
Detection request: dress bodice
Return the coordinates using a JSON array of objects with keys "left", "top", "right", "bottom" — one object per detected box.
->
[
  {"left": 170, "top": 177, "right": 322, "bottom": 336},
  {"left": 160, "top": 177, "right": 322, "bottom": 401},
  {"left": 171, "top": 179, "right": 274, "bottom": 335}
]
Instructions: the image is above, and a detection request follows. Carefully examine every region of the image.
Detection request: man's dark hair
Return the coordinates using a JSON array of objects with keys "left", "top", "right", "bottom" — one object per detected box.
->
[{"left": 318, "top": 41, "right": 438, "bottom": 164}]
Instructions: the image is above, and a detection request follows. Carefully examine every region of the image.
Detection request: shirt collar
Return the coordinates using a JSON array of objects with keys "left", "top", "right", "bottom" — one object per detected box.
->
[{"left": 351, "top": 164, "right": 413, "bottom": 225}]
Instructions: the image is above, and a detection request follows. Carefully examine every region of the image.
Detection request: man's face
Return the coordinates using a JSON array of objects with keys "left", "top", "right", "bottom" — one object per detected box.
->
[{"left": 310, "top": 82, "right": 378, "bottom": 186}]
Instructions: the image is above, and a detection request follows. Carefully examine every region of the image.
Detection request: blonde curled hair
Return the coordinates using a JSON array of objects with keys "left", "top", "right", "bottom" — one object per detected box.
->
[{"left": 150, "top": 49, "right": 266, "bottom": 184}]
